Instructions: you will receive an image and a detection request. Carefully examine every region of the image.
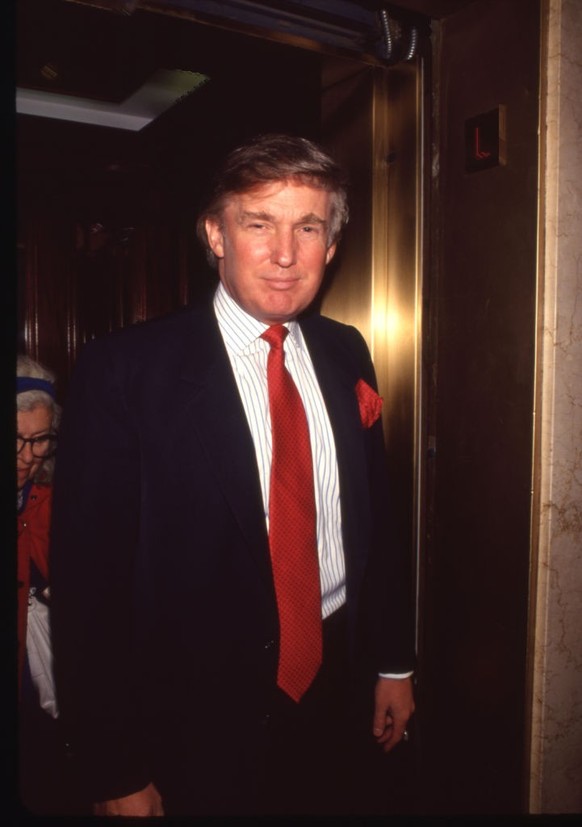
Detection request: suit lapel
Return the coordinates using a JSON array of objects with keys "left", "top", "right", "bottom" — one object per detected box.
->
[
  {"left": 175, "top": 307, "right": 272, "bottom": 584},
  {"left": 299, "top": 319, "right": 370, "bottom": 563}
]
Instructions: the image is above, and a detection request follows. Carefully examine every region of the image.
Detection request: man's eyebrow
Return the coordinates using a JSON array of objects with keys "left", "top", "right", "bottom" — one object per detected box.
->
[
  {"left": 297, "top": 213, "right": 327, "bottom": 225},
  {"left": 238, "top": 210, "right": 327, "bottom": 225},
  {"left": 239, "top": 210, "right": 274, "bottom": 223}
]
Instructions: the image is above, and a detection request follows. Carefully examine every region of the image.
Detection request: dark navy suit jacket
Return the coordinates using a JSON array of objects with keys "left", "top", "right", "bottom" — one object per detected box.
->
[{"left": 50, "top": 298, "right": 415, "bottom": 807}]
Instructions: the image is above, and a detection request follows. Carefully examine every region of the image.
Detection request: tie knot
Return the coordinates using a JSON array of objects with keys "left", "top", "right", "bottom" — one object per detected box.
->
[{"left": 261, "top": 324, "right": 288, "bottom": 349}]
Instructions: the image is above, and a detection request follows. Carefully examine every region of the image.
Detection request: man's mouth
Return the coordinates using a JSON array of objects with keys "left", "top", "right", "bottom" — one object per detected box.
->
[{"left": 264, "top": 277, "right": 300, "bottom": 289}]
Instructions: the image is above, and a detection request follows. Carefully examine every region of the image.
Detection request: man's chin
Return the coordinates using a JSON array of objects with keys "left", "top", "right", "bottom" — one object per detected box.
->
[{"left": 259, "top": 295, "right": 314, "bottom": 324}]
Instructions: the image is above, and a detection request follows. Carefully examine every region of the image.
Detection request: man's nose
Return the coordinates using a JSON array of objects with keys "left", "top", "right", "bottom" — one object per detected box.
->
[{"left": 270, "top": 229, "right": 296, "bottom": 268}]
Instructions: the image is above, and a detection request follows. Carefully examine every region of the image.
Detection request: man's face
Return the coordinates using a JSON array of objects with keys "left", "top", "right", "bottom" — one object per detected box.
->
[{"left": 205, "top": 180, "right": 337, "bottom": 325}]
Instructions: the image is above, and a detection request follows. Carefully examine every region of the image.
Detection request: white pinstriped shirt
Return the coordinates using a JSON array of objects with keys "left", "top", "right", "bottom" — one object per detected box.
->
[{"left": 214, "top": 282, "right": 345, "bottom": 619}]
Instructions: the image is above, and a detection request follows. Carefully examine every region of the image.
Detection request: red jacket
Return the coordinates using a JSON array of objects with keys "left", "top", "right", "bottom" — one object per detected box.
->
[{"left": 17, "top": 483, "right": 52, "bottom": 688}]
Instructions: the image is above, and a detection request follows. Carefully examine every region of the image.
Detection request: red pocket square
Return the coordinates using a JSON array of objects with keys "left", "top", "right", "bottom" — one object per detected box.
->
[{"left": 355, "top": 378, "right": 383, "bottom": 428}]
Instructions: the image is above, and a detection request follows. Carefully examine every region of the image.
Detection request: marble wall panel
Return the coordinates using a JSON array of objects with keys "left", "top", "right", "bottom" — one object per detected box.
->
[{"left": 531, "top": 0, "right": 582, "bottom": 813}]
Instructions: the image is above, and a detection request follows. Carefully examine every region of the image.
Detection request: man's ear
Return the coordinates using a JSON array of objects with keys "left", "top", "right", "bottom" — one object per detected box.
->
[
  {"left": 325, "top": 242, "right": 337, "bottom": 265},
  {"left": 205, "top": 218, "right": 224, "bottom": 259}
]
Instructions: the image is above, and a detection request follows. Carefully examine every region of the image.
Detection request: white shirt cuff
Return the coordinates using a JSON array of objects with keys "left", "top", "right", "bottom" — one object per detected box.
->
[{"left": 378, "top": 671, "right": 414, "bottom": 679}]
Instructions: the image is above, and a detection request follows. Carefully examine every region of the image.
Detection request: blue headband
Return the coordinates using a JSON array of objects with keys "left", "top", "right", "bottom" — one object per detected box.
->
[{"left": 17, "top": 377, "right": 56, "bottom": 399}]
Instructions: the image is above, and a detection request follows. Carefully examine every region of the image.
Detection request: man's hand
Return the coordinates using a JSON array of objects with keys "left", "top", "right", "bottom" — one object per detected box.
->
[
  {"left": 93, "top": 782, "right": 164, "bottom": 816},
  {"left": 372, "top": 676, "right": 415, "bottom": 752}
]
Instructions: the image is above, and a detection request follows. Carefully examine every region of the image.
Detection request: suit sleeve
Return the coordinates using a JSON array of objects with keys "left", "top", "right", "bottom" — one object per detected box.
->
[
  {"left": 50, "top": 338, "right": 151, "bottom": 802},
  {"left": 348, "top": 325, "right": 416, "bottom": 676}
]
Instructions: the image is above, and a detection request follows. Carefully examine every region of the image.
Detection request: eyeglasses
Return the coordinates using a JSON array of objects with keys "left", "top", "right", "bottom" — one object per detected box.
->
[{"left": 16, "top": 434, "right": 58, "bottom": 459}]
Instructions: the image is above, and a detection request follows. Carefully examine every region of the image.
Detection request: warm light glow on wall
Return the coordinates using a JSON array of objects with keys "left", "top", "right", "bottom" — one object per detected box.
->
[
  {"left": 372, "top": 295, "right": 415, "bottom": 355},
  {"left": 374, "top": 305, "right": 400, "bottom": 340}
]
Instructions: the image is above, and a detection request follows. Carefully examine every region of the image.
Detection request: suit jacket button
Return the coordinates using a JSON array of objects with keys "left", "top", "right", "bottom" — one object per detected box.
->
[{"left": 264, "top": 639, "right": 275, "bottom": 650}]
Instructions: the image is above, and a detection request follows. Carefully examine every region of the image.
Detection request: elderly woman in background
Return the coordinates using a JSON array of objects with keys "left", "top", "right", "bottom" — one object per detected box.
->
[
  {"left": 17, "top": 355, "right": 87, "bottom": 815},
  {"left": 17, "top": 355, "right": 60, "bottom": 704}
]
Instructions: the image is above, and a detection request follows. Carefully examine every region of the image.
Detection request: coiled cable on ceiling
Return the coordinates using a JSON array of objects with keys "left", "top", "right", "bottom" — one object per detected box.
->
[{"left": 378, "top": 7, "right": 419, "bottom": 64}]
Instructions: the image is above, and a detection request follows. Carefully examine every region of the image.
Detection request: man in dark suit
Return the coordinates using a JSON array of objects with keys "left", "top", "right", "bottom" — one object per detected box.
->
[{"left": 50, "top": 133, "right": 415, "bottom": 816}]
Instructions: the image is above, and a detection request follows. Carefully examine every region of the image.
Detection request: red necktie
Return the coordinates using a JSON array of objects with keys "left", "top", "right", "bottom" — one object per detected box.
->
[{"left": 261, "top": 324, "right": 322, "bottom": 702}]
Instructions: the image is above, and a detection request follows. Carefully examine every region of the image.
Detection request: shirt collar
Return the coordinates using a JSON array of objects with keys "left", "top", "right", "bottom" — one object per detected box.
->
[{"left": 213, "top": 282, "right": 303, "bottom": 356}]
